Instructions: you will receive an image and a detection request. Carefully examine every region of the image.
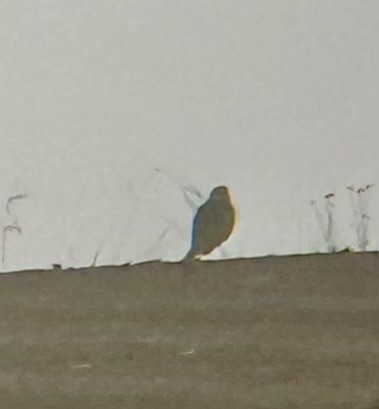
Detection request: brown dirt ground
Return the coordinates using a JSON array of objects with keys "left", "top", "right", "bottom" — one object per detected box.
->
[{"left": 0, "top": 253, "right": 378, "bottom": 408}]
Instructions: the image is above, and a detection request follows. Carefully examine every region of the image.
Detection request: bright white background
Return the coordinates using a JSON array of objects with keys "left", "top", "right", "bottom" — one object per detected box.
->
[{"left": 0, "top": 0, "right": 377, "bottom": 271}]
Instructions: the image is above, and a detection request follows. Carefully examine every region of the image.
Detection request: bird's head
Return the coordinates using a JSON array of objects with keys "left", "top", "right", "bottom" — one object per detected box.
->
[{"left": 210, "top": 186, "right": 229, "bottom": 200}]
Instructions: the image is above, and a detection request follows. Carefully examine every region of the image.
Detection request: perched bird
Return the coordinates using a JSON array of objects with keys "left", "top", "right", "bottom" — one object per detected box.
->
[{"left": 183, "top": 185, "right": 237, "bottom": 261}]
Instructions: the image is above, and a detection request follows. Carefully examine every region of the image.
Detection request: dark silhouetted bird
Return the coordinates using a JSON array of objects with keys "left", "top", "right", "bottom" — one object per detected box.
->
[{"left": 183, "top": 186, "right": 237, "bottom": 261}]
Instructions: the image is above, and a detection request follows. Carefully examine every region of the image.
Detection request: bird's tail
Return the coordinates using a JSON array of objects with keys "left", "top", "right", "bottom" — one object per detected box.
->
[{"left": 181, "top": 248, "right": 197, "bottom": 263}]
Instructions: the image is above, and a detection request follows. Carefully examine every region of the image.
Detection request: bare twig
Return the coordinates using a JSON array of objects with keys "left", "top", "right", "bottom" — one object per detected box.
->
[
  {"left": 2, "top": 224, "right": 22, "bottom": 265},
  {"left": 90, "top": 248, "right": 101, "bottom": 268},
  {"left": 346, "top": 184, "right": 374, "bottom": 251},
  {"left": 154, "top": 167, "right": 204, "bottom": 212},
  {"left": 310, "top": 193, "right": 336, "bottom": 252},
  {"left": 6, "top": 194, "right": 27, "bottom": 216},
  {"left": 357, "top": 184, "right": 373, "bottom": 251},
  {"left": 2, "top": 194, "right": 27, "bottom": 267}
]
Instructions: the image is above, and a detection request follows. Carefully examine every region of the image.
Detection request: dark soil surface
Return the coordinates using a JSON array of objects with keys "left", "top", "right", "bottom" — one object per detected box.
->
[{"left": 0, "top": 253, "right": 378, "bottom": 408}]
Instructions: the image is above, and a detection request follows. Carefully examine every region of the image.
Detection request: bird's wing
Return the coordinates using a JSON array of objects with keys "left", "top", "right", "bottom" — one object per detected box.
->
[
  {"left": 193, "top": 201, "right": 236, "bottom": 255},
  {"left": 190, "top": 201, "right": 216, "bottom": 253}
]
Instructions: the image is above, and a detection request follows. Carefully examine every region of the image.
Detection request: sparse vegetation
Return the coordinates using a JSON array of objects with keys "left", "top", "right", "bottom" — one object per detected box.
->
[
  {"left": 154, "top": 167, "right": 204, "bottom": 212},
  {"left": 2, "top": 194, "right": 27, "bottom": 266},
  {"left": 311, "top": 184, "right": 375, "bottom": 253},
  {"left": 181, "top": 185, "right": 204, "bottom": 212},
  {"left": 90, "top": 246, "right": 102, "bottom": 268},
  {"left": 310, "top": 193, "right": 337, "bottom": 252},
  {"left": 346, "top": 184, "right": 374, "bottom": 251}
]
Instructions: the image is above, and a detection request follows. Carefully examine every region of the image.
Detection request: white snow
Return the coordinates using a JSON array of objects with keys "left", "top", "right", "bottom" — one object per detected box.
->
[{"left": 0, "top": 0, "right": 377, "bottom": 272}]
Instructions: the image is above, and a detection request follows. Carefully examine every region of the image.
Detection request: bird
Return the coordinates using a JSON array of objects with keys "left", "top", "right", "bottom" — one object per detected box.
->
[{"left": 182, "top": 185, "right": 237, "bottom": 261}]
